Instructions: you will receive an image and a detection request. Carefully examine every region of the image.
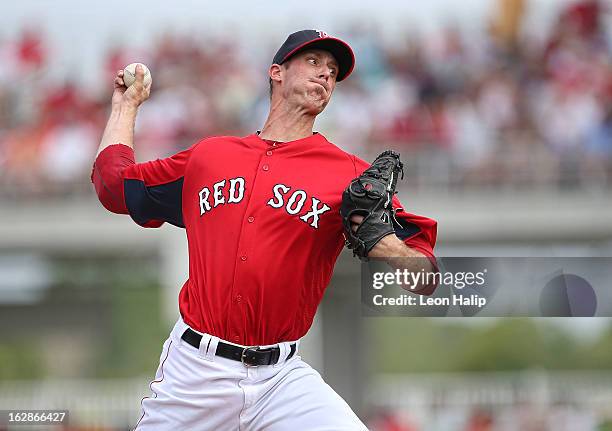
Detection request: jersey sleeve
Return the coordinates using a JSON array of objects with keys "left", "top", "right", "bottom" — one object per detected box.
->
[
  {"left": 390, "top": 196, "right": 437, "bottom": 258},
  {"left": 91, "top": 144, "right": 193, "bottom": 228}
]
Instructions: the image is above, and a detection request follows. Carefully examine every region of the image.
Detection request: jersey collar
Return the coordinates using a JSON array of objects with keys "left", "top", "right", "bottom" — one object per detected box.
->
[{"left": 246, "top": 131, "right": 329, "bottom": 150}]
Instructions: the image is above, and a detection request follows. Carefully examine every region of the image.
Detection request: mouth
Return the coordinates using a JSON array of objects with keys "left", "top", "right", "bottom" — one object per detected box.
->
[{"left": 310, "top": 80, "right": 329, "bottom": 93}]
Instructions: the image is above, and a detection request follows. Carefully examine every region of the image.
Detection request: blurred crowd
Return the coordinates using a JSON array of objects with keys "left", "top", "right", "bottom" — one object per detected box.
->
[
  {"left": 365, "top": 403, "right": 612, "bottom": 431},
  {"left": 0, "top": 0, "right": 610, "bottom": 197}
]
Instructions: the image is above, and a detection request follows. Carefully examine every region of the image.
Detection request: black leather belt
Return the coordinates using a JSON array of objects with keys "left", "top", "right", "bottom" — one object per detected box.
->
[{"left": 181, "top": 328, "right": 296, "bottom": 366}]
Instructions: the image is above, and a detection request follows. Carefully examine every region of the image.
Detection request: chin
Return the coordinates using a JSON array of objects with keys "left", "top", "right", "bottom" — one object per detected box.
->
[
  {"left": 305, "top": 105, "right": 326, "bottom": 116},
  {"left": 304, "top": 98, "right": 329, "bottom": 116}
]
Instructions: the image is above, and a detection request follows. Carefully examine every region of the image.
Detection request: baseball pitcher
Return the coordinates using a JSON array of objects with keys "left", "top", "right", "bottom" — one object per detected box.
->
[{"left": 92, "top": 30, "right": 438, "bottom": 430}]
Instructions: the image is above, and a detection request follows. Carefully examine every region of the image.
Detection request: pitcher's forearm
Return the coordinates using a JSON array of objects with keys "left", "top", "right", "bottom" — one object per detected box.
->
[
  {"left": 97, "top": 103, "right": 139, "bottom": 157},
  {"left": 369, "top": 234, "right": 437, "bottom": 295},
  {"left": 92, "top": 65, "right": 149, "bottom": 213}
]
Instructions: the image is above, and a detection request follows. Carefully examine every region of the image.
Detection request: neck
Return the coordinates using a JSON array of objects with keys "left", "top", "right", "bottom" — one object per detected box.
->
[{"left": 259, "top": 98, "right": 317, "bottom": 142}]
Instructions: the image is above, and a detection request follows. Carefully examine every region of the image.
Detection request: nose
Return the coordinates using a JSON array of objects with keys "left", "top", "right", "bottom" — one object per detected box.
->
[{"left": 318, "top": 67, "right": 331, "bottom": 82}]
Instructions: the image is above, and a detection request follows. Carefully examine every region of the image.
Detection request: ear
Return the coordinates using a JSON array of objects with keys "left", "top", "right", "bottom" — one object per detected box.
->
[{"left": 269, "top": 64, "right": 283, "bottom": 84}]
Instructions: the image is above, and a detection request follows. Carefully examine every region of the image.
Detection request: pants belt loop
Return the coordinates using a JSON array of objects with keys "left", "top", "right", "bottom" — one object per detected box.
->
[
  {"left": 198, "top": 333, "right": 219, "bottom": 362},
  {"left": 174, "top": 319, "right": 189, "bottom": 342},
  {"left": 273, "top": 342, "right": 287, "bottom": 367}
]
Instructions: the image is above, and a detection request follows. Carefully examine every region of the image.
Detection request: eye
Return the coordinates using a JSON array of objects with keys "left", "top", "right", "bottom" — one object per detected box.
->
[
  {"left": 307, "top": 58, "right": 317, "bottom": 65},
  {"left": 330, "top": 68, "right": 337, "bottom": 77}
]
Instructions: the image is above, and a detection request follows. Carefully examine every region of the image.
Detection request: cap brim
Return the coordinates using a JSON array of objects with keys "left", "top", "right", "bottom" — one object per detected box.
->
[{"left": 280, "top": 37, "right": 355, "bottom": 82}]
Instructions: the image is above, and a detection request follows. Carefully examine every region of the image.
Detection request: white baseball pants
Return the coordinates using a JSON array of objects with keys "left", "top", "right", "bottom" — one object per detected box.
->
[{"left": 134, "top": 318, "right": 368, "bottom": 430}]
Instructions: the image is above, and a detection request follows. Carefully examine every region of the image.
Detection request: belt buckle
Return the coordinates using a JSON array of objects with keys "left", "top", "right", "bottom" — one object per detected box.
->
[{"left": 241, "top": 346, "right": 260, "bottom": 367}]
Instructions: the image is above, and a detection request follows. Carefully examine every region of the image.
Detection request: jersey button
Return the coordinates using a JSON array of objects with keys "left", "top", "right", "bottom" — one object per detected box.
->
[
  {"left": 266, "top": 150, "right": 273, "bottom": 156},
  {"left": 240, "top": 255, "right": 247, "bottom": 261},
  {"left": 262, "top": 165, "right": 269, "bottom": 171},
  {"left": 236, "top": 294, "right": 242, "bottom": 303},
  {"left": 233, "top": 335, "right": 240, "bottom": 342},
  {"left": 247, "top": 216, "right": 255, "bottom": 223}
]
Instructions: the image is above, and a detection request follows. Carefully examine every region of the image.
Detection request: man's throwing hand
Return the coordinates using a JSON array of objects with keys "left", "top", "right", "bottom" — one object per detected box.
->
[{"left": 112, "top": 63, "right": 151, "bottom": 109}]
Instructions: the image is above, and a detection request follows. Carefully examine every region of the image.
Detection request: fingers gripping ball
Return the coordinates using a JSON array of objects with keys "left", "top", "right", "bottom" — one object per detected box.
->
[
  {"left": 340, "top": 150, "right": 404, "bottom": 260},
  {"left": 123, "top": 63, "right": 152, "bottom": 87}
]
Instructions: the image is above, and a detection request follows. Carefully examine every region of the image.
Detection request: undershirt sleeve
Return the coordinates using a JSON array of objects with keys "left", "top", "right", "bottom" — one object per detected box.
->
[{"left": 91, "top": 144, "right": 192, "bottom": 228}]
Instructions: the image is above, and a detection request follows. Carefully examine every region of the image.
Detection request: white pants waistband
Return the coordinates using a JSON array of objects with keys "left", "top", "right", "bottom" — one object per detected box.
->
[{"left": 170, "top": 318, "right": 300, "bottom": 366}]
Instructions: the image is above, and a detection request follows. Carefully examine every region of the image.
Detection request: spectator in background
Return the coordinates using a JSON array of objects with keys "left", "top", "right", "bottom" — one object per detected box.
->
[
  {"left": 15, "top": 25, "right": 46, "bottom": 72},
  {"left": 464, "top": 408, "right": 494, "bottom": 431},
  {"left": 446, "top": 92, "right": 496, "bottom": 186},
  {"left": 39, "top": 111, "right": 98, "bottom": 189},
  {"left": 584, "top": 103, "right": 612, "bottom": 186},
  {"left": 365, "top": 408, "right": 418, "bottom": 431},
  {"left": 489, "top": 0, "right": 526, "bottom": 56},
  {"left": 560, "top": 0, "right": 606, "bottom": 41}
]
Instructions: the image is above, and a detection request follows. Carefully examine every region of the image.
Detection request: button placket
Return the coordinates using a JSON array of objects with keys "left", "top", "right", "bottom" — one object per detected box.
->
[{"left": 229, "top": 143, "right": 274, "bottom": 344}]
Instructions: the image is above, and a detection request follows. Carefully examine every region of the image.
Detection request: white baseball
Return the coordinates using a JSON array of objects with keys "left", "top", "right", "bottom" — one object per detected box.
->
[{"left": 123, "top": 63, "right": 152, "bottom": 88}]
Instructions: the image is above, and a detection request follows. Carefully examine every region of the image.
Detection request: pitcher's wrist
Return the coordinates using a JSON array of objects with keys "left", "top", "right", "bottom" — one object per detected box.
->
[{"left": 111, "top": 101, "right": 139, "bottom": 116}]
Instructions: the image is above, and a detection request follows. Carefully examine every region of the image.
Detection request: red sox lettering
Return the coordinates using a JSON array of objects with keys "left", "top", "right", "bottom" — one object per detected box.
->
[
  {"left": 198, "top": 177, "right": 245, "bottom": 215},
  {"left": 197, "top": 178, "right": 331, "bottom": 229},
  {"left": 267, "top": 183, "right": 331, "bottom": 229}
]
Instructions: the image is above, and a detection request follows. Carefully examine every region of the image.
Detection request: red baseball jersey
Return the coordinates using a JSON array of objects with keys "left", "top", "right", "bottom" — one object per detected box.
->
[{"left": 92, "top": 133, "right": 437, "bottom": 345}]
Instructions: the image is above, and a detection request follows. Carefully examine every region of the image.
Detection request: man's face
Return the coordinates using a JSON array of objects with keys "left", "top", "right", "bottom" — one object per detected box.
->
[{"left": 275, "top": 49, "right": 339, "bottom": 115}]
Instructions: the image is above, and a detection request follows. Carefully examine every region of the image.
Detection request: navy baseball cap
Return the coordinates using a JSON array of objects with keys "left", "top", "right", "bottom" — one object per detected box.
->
[{"left": 272, "top": 30, "right": 355, "bottom": 82}]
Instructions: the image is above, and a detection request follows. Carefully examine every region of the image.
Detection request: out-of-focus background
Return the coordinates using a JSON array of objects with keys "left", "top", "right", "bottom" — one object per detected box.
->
[{"left": 1, "top": 0, "right": 611, "bottom": 429}]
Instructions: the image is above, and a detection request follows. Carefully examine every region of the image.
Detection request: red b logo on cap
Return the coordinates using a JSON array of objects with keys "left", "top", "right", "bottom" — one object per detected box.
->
[{"left": 315, "top": 30, "right": 329, "bottom": 38}]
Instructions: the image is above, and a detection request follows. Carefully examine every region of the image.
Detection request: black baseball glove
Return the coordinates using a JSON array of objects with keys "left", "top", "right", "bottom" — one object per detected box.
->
[{"left": 340, "top": 150, "right": 404, "bottom": 260}]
